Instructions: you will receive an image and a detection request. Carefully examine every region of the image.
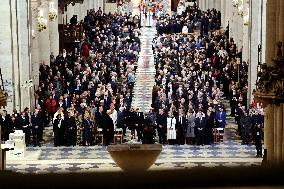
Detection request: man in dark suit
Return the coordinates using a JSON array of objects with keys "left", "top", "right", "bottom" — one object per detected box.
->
[
  {"left": 64, "top": 112, "right": 77, "bottom": 146},
  {"left": 62, "top": 94, "right": 71, "bottom": 111},
  {"left": 176, "top": 111, "right": 187, "bottom": 145},
  {"left": 254, "top": 123, "right": 262, "bottom": 157},
  {"left": 156, "top": 108, "right": 167, "bottom": 144},
  {"left": 241, "top": 111, "right": 251, "bottom": 145},
  {"left": 31, "top": 110, "right": 42, "bottom": 147},
  {"left": 103, "top": 111, "right": 114, "bottom": 146},
  {"left": 19, "top": 111, "right": 31, "bottom": 146},
  {"left": 195, "top": 109, "right": 206, "bottom": 146},
  {"left": 135, "top": 108, "right": 144, "bottom": 142},
  {"left": 215, "top": 106, "right": 226, "bottom": 128}
]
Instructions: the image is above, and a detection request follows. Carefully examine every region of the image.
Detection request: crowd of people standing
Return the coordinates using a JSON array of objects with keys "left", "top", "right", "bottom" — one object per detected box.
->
[
  {"left": 0, "top": 4, "right": 264, "bottom": 157},
  {"left": 151, "top": 3, "right": 264, "bottom": 154}
]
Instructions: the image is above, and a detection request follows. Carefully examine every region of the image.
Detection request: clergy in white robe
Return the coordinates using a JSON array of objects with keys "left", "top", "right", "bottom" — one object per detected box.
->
[{"left": 167, "top": 115, "right": 176, "bottom": 140}]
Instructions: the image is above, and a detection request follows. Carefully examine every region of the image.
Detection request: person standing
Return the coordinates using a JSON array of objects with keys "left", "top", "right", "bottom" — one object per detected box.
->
[
  {"left": 103, "top": 111, "right": 114, "bottom": 146},
  {"left": 241, "top": 111, "right": 251, "bottom": 145},
  {"left": 156, "top": 108, "right": 167, "bottom": 144},
  {"left": 64, "top": 111, "right": 77, "bottom": 146},
  {"left": 31, "top": 110, "right": 42, "bottom": 147},
  {"left": 82, "top": 113, "right": 93, "bottom": 146},
  {"left": 176, "top": 111, "right": 186, "bottom": 145},
  {"left": 19, "top": 111, "right": 30, "bottom": 146},
  {"left": 166, "top": 111, "right": 176, "bottom": 145},
  {"left": 185, "top": 110, "right": 196, "bottom": 145},
  {"left": 254, "top": 123, "right": 263, "bottom": 157},
  {"left": 195, "top": 109, "right": 206, "bottom": 146},
  {"left": 53, "top": 114, "right": 65, "bottom": 146}
]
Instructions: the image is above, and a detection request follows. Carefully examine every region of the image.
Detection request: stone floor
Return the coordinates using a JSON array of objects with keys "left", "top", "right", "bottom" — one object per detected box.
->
[{"left": 5, "top": 22, "right": 263, "bottom": 174}]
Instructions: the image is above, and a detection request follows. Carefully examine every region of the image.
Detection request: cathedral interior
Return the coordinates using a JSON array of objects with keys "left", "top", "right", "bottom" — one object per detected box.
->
[{"left": 0, "top": 0, "right": 284, "bottom": 188}]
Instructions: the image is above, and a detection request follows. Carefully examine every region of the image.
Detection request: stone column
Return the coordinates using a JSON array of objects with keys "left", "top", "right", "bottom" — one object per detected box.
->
[
  {"left": 49, "top": 0, "right": 59, "bottom": 56},
  {"left": 242, "top": 2, "right": 249, "bottom": 63},
  {"left": 248, "top": 0, "right": 261, "bottom": 105},
  {"left": 0, "top": 0, "right": 16, "bottom": 113},
  {"left": 264, "top": 104, "right": 274, "bottom": 161},
  {"left": 265, "top": 0, "right": 276, "bottom": 63},
  {"left": 221, "top": 0, "right": 226, "bottom": 27},
  {"left": 283, "top": 108, "right": 284, "bottom": 161},
  {"left": 17, "top": 0, "right": 32, "bottom": 110},
  {"left": 261, "top": 0, "right": 267, "bottom": 63},
  {"left": 275, "top": 104, "right": 283, "bottom": 162},
  {"left": 238, "top": 13, "right": 243, "bottom": 51},
  {"left": 205, "top": 0, "right": 209, "bottom": 10},
  {"left": 228, "top": 1, "right": 235, "bottom": 40},
  {"left": 38, "top": 1, "right": 51, "bottom": 66},
  {"left": 214, "top": 0, "right": 221, "bottom": 11},
  {"left": 278, "top": 0, "right": 284, "bottom": 43},
  {"left": 208, "top": 0, "right": 213, "bottom": 9}
]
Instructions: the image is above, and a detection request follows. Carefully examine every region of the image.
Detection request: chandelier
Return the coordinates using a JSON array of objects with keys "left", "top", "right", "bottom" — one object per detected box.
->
[
  {"left": 48, "top": 1, "right": 57, "bottom": 21},
  {"left": 37, "top": 10, "right": 47, "bottom": 32},
  {"left": 237, "top": 0, "right": 244, "bottom": 17},
  {"left": 232, "top": 0, "right": 238, "bottom": 7}
]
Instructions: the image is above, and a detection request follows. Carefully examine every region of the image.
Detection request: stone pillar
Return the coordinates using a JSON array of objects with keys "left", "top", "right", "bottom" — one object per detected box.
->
[
  {"left": 214, "top": 0, "right": 221, "bottom": 11},
  {"left": 0, "top": 0, "right": 32, "bottom": 112},
  {"left": 261, "top": 0, "right": 267, "bottom": 63},
  {"left": 228, "top": 1, "right": 235, "bottom": 40},
  {"left": 0, "top": 0, "right": 16, "bottom": 113},
  {"left": 221, "top": 0, "right": 226, "bottom": 27},
  {"left": 49, "top": 0, "right": 59, "bottom": 56},
  {"left": 282, "top": 107, "right": 284, "bottom": 161},
  {"left": 264, "top": 104, "right": 274, "bottom": 161},
  {"left": 242, "top": 2, "right": 249, "bottom": 63},
  {"left": 31, "top": 1, "right": 40, "bottom": 91},
  {"left": 38, "top": 1, "right": 51, "bottom": 66},
  {"left": 265, "top": 0, "right": 276, "bottom": 63},
  {"left": 248, "top": 0, "right": 261, "bottom": 105},
  {"left": 205, "top": 0, "right": 209, "bottom": 10},
  {"left": 278, "top": 0, "right": 284, "bottom": 43},
  {"left": 275, "top": 104, "right": 283, "bottom": 162},
  {"left": 208, "top": 0, "right": 214, "bottom": 9}
]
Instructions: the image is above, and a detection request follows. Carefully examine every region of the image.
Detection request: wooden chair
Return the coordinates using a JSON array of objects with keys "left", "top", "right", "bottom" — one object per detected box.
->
[
  {"left": 113, "top": 128, "right": 123, "bottom": 144},
  {"left": 213, "top": 128, "right": 225, "bottom": 144},
  {"left": 95, "top": 128, "right": 104, "bottom": 145}
]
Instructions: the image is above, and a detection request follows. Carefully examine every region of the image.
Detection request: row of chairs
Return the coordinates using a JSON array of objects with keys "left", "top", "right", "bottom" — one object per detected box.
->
[
  {"left": 95, "top": 128, "right": 124, "bottom": 144},
  {"left": 95, "top": 127, "right": 225, "bottom": 145}
]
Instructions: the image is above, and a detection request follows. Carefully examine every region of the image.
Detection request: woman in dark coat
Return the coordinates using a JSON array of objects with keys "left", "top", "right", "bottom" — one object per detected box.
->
[{"left": 53, "top": 114, "right": 65, "bottom": 146}]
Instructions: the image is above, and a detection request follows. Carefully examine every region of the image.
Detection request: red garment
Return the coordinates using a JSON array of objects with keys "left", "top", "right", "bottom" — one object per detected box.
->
[
  {"left": 82, "top": 43, "right": 89, "bottom": 59},
  {"left": 46, "top": 98, "right": 57, "bottom": 113}
]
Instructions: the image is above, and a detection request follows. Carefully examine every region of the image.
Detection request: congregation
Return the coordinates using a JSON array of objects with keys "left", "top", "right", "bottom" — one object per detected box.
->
[{"left": 0, "top": 3, "right": 264, "bottom": 157}]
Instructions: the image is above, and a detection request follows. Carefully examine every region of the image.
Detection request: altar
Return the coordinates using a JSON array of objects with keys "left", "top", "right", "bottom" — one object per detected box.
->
[{"left": 8, "top": 130, "right": 26, "bottom": 158}]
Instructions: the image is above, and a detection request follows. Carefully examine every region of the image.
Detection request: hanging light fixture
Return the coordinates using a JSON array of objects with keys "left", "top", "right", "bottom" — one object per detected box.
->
[
  {"left": 232, "top": 0, "right": 238, "bottom": 7},
  {"left": 237, "top": 0, "right": 244, "bottom": 17},
  {"left": 48, "top": 1, "right": 57, "bottom": 22},
  {"left": 37, "top": 10, "right": 47, "bottom": 32}
]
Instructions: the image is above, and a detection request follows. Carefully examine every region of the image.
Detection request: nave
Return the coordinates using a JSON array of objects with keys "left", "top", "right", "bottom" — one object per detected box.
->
[{"left": 5, "top": 9, "right": 261, "bottom": 173}]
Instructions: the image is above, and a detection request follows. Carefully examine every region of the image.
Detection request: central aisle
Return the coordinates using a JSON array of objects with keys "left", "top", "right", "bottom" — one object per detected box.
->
[{"left": 132, "top": 26, "right": 156, "bottom": 112}]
